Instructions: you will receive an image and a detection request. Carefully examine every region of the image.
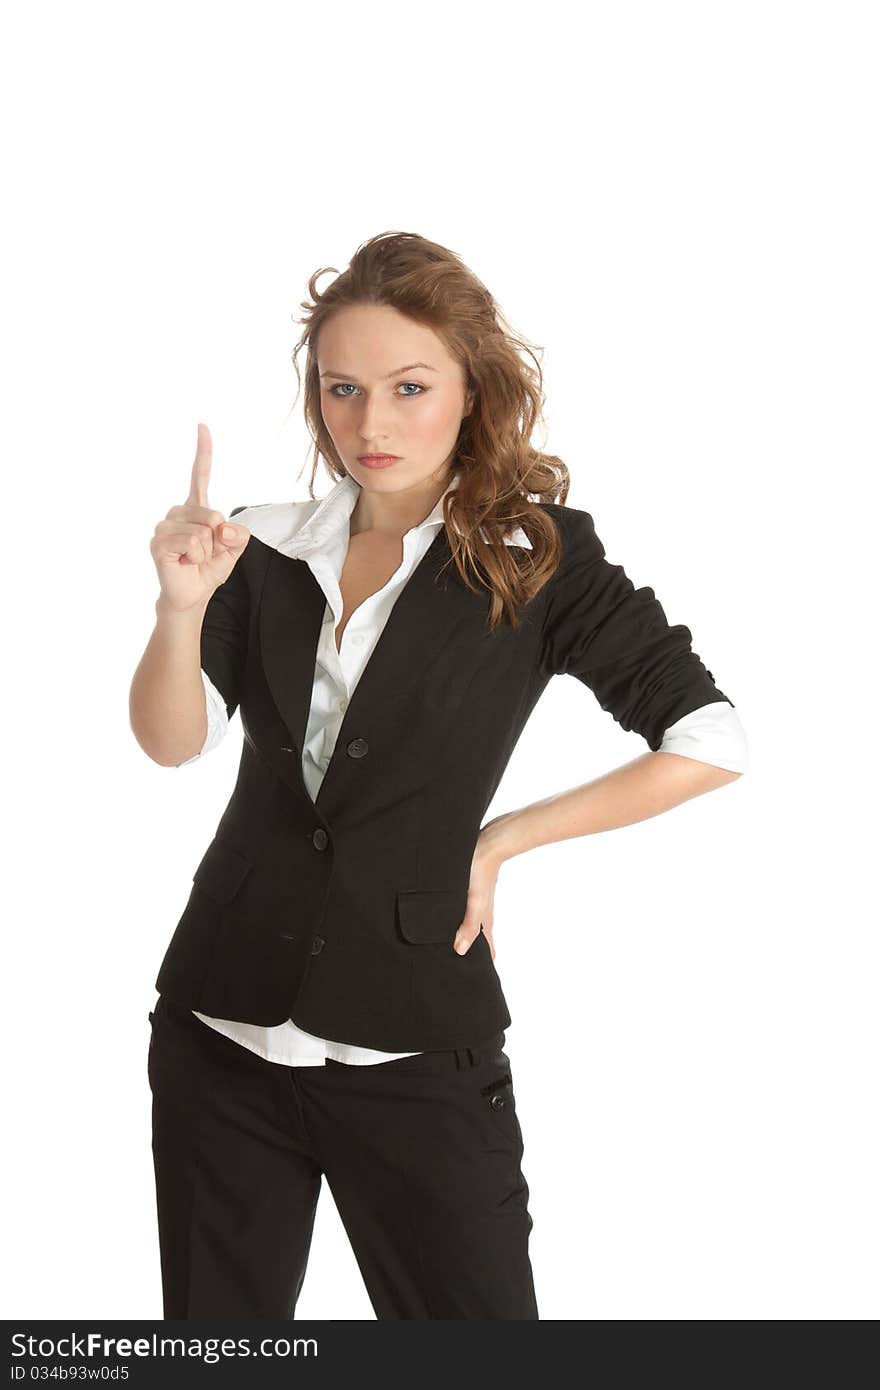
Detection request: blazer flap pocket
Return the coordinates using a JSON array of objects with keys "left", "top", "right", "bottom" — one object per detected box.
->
[
  {"left": 396, "top": 888, "right": 465, "bottom": 944},
  {"left": 192, "top": 837, "right": 253, "bottom": 904}
]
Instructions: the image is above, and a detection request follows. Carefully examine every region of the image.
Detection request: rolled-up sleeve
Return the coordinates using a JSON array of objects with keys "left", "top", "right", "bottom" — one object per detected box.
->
[
  {"left": 196, "top": 508, "right": 251, "bottom": 723},
  {"left": 175, "top": 670, "right": 231, "bottom": 767},
  {"left": 658, "top": 700, "right": 749, "bottom": 773},
  {"left": 174, "top": 508, "right": 251, "bottom": 770},
  {"left": 540, "top": 506, "right": 740, "bottom": 755}
]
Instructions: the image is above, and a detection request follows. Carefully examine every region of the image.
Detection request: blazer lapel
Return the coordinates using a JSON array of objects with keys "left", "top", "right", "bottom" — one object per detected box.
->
[
  {"left": 258, "top": 527, "right": 489, "bottom": 814},
  {"left": 259, "top": 545, "right": 328, "bottom": 763}
]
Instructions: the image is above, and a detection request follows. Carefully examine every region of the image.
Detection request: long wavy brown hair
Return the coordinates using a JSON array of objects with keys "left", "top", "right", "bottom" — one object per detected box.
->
[{"left": 290, "top": 230, "right": 572, "bottom": 632}]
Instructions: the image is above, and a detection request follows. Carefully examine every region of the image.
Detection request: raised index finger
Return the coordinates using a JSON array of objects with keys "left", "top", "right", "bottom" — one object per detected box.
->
[{"left": 187, "top": 422, "right": 212, "bottom": 508}]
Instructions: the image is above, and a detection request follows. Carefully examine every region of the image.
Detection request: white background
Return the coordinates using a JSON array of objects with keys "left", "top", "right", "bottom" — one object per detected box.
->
[{"left": 3, "top": 0, "right": 876, "bottom": 1321}]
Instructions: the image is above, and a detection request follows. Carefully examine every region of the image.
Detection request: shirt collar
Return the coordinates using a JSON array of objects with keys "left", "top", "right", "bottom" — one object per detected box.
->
[{"left": 250, "top": 467, "right": 531, "bottom": 559}]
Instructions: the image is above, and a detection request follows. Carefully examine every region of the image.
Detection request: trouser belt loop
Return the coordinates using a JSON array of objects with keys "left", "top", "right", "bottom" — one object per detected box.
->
[{"left": 453, "top": 1047, "right": 469, "bottom": 1070}]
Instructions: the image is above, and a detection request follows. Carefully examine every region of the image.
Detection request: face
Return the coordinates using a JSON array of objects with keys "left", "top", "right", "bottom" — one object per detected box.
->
[{"left": 316, "top": 304, "right": 474, "bottom": 497}]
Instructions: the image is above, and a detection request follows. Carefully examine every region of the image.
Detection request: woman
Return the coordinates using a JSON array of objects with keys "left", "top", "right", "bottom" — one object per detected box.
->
[{"left": 130, "top": 230, "right": 748, "bottom": 1320}]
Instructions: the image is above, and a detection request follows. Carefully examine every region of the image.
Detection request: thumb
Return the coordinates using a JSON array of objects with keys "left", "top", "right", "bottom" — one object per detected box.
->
[{"left": 218, "top": 522, "right": 249, "bottom": 549}]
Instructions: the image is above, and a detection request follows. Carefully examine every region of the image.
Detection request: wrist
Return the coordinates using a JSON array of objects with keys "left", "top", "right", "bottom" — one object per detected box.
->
[
  {"left": 479, "top": 810, "right": 525, "bottom": 866},
  {"left": 155, "top": 593, "right": 210, "bottom": 626}
]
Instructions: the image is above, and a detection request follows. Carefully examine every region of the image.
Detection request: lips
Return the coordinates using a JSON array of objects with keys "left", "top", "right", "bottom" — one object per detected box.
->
[{"left": 358, "top": 454, "right": 400, "bottom": 462}]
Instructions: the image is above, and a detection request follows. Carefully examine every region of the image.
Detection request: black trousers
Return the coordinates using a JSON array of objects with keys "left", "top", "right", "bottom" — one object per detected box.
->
[{"left": 147, "top": 993, "right": 539, "bottom": 1319}]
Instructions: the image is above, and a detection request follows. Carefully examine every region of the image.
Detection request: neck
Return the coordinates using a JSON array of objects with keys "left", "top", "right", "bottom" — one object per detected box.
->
[{"left": 349, "top": 469, "right": 455, "bottom": 538}]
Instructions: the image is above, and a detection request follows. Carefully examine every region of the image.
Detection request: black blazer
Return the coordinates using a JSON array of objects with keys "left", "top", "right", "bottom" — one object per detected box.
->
[{"left": 154, "top": 501, "right": 734, "bottom": 1051}]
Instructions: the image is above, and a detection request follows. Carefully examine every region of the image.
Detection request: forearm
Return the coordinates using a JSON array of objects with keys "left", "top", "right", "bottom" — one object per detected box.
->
[
  {"left": 129, "top": 596, "right": 210, "bottom": 767},
  {"left": 481, "top": 752, "right": 743, "bottom": 865}
]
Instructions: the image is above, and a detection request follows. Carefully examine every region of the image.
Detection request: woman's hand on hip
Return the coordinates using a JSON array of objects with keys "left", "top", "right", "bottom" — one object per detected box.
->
[{"left": 453, "top": 828, "right": 507, "bottom": 960}]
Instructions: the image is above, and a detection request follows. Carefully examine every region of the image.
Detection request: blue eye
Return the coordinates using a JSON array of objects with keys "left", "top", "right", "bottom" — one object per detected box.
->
[{"left": 328, "top": 382, "right": 426, "bottom": 398}]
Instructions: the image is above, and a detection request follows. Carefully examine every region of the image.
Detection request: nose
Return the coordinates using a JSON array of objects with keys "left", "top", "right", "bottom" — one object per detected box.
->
[{"left": 356, "top": 397, "right": 395, "bottom": 442}]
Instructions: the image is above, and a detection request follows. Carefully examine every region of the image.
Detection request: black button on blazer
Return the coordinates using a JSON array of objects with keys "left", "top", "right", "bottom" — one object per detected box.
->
[{"left": 154, "top": 502, "right": 734, "bottom": 1052}]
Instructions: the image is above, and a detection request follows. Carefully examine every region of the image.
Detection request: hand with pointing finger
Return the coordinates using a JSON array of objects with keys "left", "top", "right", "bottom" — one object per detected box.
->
[{"left": 150, "top": 423, "right": 250, "bottom": 614}]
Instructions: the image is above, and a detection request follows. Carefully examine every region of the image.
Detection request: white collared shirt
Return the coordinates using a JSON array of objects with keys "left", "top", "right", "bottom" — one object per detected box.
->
[{"left": 178, "top": 471, "right": 748, "bottom": 1066}]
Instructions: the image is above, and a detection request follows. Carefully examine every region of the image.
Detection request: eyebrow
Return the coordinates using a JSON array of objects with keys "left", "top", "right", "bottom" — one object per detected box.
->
[{"left": 319, "top": 361, "right": 439, "bottom": 382}]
